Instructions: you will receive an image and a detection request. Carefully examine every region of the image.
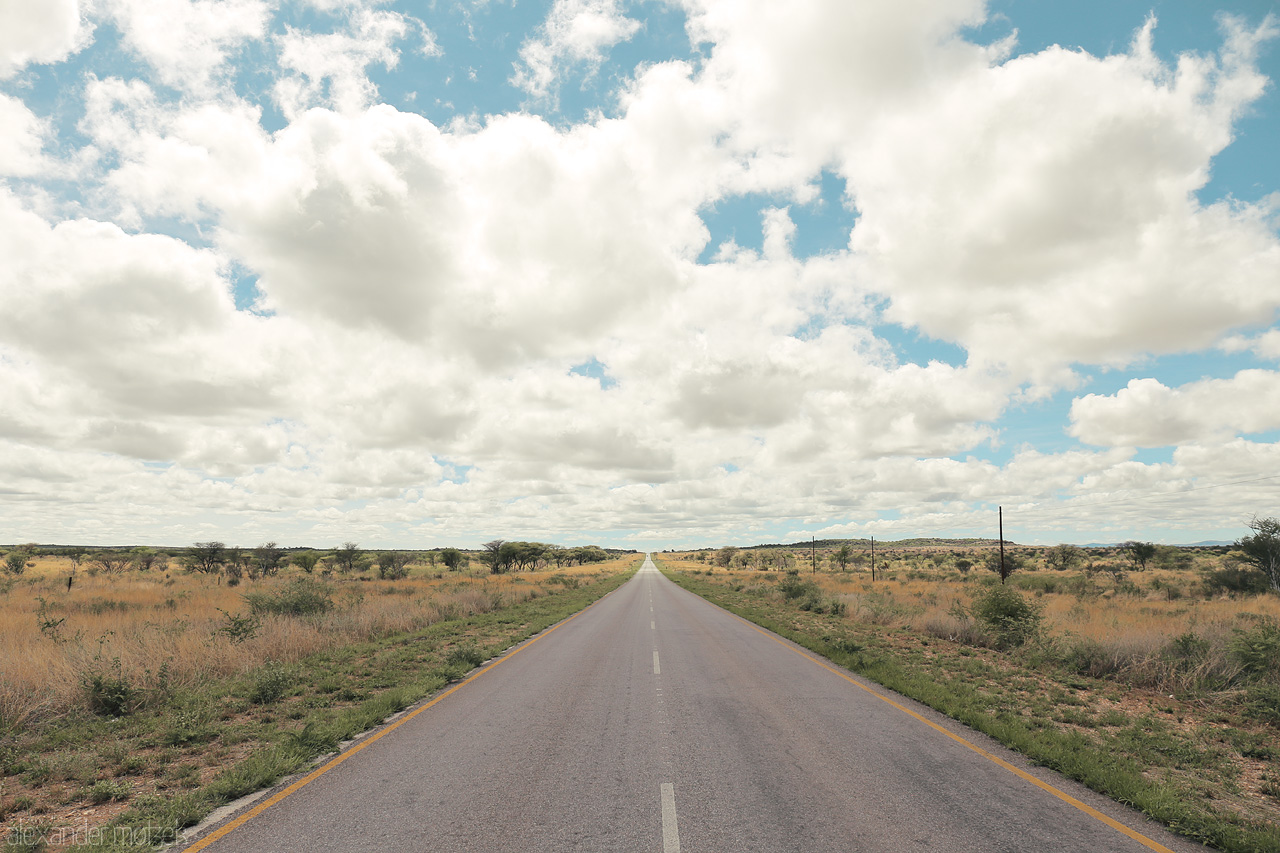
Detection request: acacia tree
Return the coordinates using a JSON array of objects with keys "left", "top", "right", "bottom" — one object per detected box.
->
[
  {"left": 377, "top": 551, "right": 412, "bottom": 580},
  {"left": 834, "top": 544, "right": 852, "bottom": 571},
  {"left": 188, "top": 542, "right": 226, "bottom": 574},
  {"left": 93, "top": 552, "right": 130, "bottom": 573},
  {"left": 255, "top": 542, "right": 286, "bottom": 576},
  {"left": 133, "top": 548, "right": 162, "bottom": 572},
  {"left": 1239, "top": 516, "right": 1280, "bottom": 592},
  {"left": 985, "top": 552, "right": 1024, "bottom": 583},
  {"left": 225, "top": 547, "right": 251, "bottom": 584},
  {"left": 333, "top": 542, "right": 361, "bottom": 573},
  {"left": 1121, "top": 541, "right": 1157, "bottom": 571},
  {"left": 1045, "top": 544, "right": 1084, "bottom": 572},
  {"left": 440, "top": 548, "right": 464, "bottom": 570},
  {"left": 292, "top": 551, "right": 320, "bottom": 574},
  {"left": 483, "top": 540, "right": 507, "bottom": 574}
]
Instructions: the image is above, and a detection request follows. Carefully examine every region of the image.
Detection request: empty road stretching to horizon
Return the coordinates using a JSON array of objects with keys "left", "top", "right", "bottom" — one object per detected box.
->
[{"left": 182, "top": 556, "right": 1208, "bottom": 853}]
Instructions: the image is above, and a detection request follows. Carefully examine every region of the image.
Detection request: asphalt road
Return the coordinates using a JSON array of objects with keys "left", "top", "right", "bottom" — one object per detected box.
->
[{"left": 182, "top": 556, "right": 1210, "bottom": 853}]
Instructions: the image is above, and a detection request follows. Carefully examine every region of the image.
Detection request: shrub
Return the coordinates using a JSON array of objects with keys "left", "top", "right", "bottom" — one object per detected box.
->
[
  {"left": 216, "top": 609, "right": 261, "bottom": 643},
  {"left": 1164, "top": 631, "right": 1210, "bottom": 669},
  {"left": 243, "top": 579, "right": 334, "bottom": 617},
  {"left": 970, "top": 585, "right": 1042, "bottom": 650},
  {"left": 4, "top": 550, "right": 28, "bottom": 575},
  {"left": 83, "top": 659, "right": 138, "bottom": 717},
  {"left": 83, "top": 779, "right": 132, "bottom": 804},
  {"left": 249, "top": 663, "right": 293, "bottom": 705},
  {"left": 546, "top": 574, "right": 581, "bottom": 589},
  {"left": 778, "top": 571, "right": 819, "bottom": 602},
  {"left": 1230, "top": 619, "right": 1280, "bottom": 681},
  {"left": 445, "top": 644, "right": 486, "bottom": 669},
  {"left": 1014, "top": 575, "right": 1061, "bottom": 595},
  {"left": 1244, "top": 683, "right": 1280, "bottom": 725},
  {"left": 376, "top": 552, "right": 411, "bottom": 580},
  {"left": 1203, "top": 567, "right": 1270, "bottom": 596}
]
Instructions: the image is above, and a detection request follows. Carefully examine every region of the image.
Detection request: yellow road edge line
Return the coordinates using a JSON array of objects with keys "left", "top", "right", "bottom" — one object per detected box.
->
[
  {"left": 183, "top": 581, "right": 625, "bottom": 852},
  {"left": 726, "top": 611, "right": 1178, "bottom": 853}
]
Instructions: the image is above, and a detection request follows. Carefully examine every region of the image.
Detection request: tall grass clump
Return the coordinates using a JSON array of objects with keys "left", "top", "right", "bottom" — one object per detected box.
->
[
  {"left": 243, "top": 579, "right": 334, "bottom": 617},
  {"left": 1231, "top": 619, "right": 1280, "bottom": 724}
]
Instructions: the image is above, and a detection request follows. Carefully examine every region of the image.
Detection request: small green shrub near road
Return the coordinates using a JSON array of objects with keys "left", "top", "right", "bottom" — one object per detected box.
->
[
  {"left": 445, "top": 643, "right": 486, "bottom": 669},
  {"left": 83, "top": 659, "right": 140, "bottom": 718},
  {"left": 969, "top": 585, "right": 1042, "bottom": 650},
  {"left": 249, "top": 663, "right": 294, "bottom": 705}
]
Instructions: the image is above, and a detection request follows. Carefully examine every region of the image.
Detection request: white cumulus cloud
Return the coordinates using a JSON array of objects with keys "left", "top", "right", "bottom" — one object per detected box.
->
[
  {"left": 0, "top": 0, "right": 92, "bottom": 78},
  {"left": 104, "top": 0, "right": 271, "bottom": 93},
  {"left": 512, "top": 0, "right": 641, "bottom": 97},
  {"left": 1069, "top": 371, "right": 1280, "bottom": 447}
]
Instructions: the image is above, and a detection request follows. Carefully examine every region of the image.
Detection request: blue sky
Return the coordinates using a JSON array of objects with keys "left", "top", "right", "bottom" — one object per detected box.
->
[{"left": 1, "top": 0, "right": 1278, "bottom": 549}]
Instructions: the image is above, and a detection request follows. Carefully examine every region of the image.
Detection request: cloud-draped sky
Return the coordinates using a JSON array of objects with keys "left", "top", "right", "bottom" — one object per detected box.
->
[{"left": 1, "top": 0, "right": 1278, "bottom": 549}]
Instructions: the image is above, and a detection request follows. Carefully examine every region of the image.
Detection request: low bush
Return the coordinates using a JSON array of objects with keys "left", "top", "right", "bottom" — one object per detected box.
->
[
  {"left": 445, "top": 644, "right": 486, "bottom": 669},
  {"left": 216, "top": 608, "right": 261, "bottom": 643},
  {"left": 82, "top": 658, "right": 139, "bottom": 717},
  {"left": 1244, "top": 683, "right": 1280, "bottom": 725},
  {"left": 1203, "top": 567, "right": 1270, "bottom": 596},
  {"left": 778, "top": 571, "right": 820, "bottom": 602},
  {"left": 1230, "top": 618, "right": 1280, "bottom": 682},
  {"left": 970, "top": 585, "right": 1042, "bottom": 650},
  {"left": 243, "top": 579, "right": 334, "bottom": 617},
  {"left": 1014, "top": 574, "right": 1062, "bottom": 595},
  {"left": 1164, "top": 631, "right": 1210, "bottom": 669},
  {"left": 249, "top": 663, "right": 293, "bottom": 705},
  {"left": 546, "top": 574, "right": 582, "bottom": 589},
  {"left": 83, "top": 779, "right": 132, "bottom": 804}
]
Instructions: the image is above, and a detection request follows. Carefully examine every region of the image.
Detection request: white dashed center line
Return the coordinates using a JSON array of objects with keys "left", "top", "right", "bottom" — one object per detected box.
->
[{"left": 660, "top": 783, "right": 680, "bottom": 853}]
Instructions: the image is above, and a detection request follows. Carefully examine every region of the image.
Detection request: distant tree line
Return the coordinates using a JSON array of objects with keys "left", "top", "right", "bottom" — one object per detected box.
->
[{"left": 481, "top": 540, "right": 611, "bottom": 574}]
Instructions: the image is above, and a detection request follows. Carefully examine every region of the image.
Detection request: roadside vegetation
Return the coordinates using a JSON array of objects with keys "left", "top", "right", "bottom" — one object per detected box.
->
[
  {"left": 0, "top": 544, "right": 638, "bottom": 851},
  {"left": 658, "top": 527, "right": 1280, "bottom": 853}
]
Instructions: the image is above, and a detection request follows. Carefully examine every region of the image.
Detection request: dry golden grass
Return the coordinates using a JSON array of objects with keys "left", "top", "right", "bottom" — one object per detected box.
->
[
  {"left": 0, "top": 554, "right": 637, "bottom": 730},
  {"left": 667, "top": 549, "right": 1280, "bottom": 694}
]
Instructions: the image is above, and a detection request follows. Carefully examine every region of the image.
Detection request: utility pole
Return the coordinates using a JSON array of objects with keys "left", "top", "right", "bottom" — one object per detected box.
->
[
  {"left": 870, "top": 535, "right": 876, "bottom": 582},
  {"left": 999, "top": 505, "right": 1006, "bottom": 585}
]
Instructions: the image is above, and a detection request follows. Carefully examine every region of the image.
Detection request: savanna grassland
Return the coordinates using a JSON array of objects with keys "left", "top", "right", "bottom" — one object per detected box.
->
[
  {"left": 659, "top": 541, "right": 1280, "bottom": 853},
  {"left": 0, "top": 549, "right": 640, "bottom": 851}
]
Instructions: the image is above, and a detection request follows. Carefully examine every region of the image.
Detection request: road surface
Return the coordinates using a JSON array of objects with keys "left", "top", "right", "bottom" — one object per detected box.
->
[{"left": 182, "top": 556, "right": 1208, "bottom": 853}]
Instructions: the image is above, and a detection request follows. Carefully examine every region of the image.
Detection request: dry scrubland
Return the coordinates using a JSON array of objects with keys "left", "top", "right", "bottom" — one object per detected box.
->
[
  {"left": 679, "top": 542, "right": 1280, "bottom": 695},
  {"left": 2, "top": 554, "right": 604, "bottom": 728},
  {"left": 663, "top": 543, "right": 1280, "bottom": 852},
  {"left": 0, "top": 552, "right": 639, "bottom": 850}
]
